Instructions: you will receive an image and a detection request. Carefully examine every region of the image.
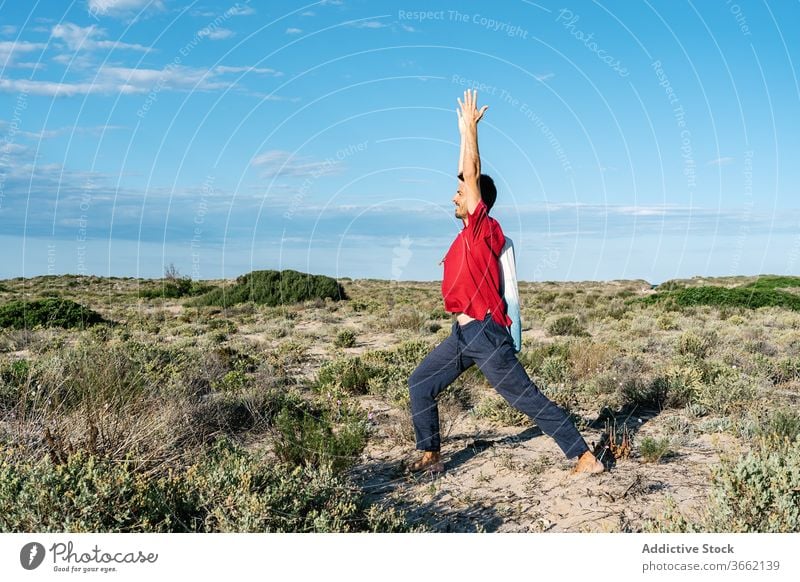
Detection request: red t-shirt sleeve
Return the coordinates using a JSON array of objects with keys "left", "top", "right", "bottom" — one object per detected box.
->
[
  {"left": 464, "top": 200, "right": 488, "bottom": 242},
  {"left": 465, "top": 199, "right": 505, "bottom": 256}
]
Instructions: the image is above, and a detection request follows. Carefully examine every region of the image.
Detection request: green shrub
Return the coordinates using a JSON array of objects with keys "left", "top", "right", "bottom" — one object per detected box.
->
[
  {"left": 185, "top": 439, "right": 413, "bottom": 532},
  {"left": 0, "top": 299, "right": 105, "bottom": 329},
  {"left": 211, "top": 369, "right": 249, "bottom": 393},
  {"left": 697, "top": 370, "right": 756, "bottom": 416},
  {"left": 648, "top": 436, "right": 800, "bottom": 532},
  {"left": 643, "top": 285, "right": 800, "bottom": 311},
  {"left": 349, "top": 298, "right": 379, "bottom": 313},
  {"left": 539, "top": 355, "right": 570, "bottom": 385},
  {"left": 190, "top": 270, "right": 346, "bottom": 308},
  {"left": 388, "top": 307, "right": 428, "bottom": 332},
  {"left": 473, "top": 394, "right": 528, "bottom": 426},
  {"left": 620, "top": 376, "right": 666, "bottom": 409},
  {"left": 769, "top": 358, "right": 800, "bottom": 384},
  {"left": 759, "top": 410, "right": 800, "bottom": 441},
  {"left": 546, "top": 315, "right": 588, "bottom": 337},
  {"left": 0, "top": 439, "right": 416, "bottom": 532},
  {"left": 639, "top": 436, "right": 671, "bottom": 463},
  {"left": 658, "top": 363, "right": 704, "bottom": 408},
  {"left": 657, "top": 280, "right": 684, "bottom": 291},
  {"left": 358, "top": 340, "right": 433, "bottom": 402},
  {"left": 0, "top": 450, "right": 190, "bottom": 532},
  {"left": 745, "top": 275, "right": 800, "bottom": 291},
  {"left": 676, "top": 330, "right": 716, "bottom": 359},
  {"left": 604, "top": 298, "right": 628, "bottom": 319},
  {"left": 334, "top": 328, "right": 357, "bottom": 348},
  {"left": 317, "top": 356, "right": 379, "bottom": 395},
  {"left": 518, "top": 341, "right": 570, "bottom": 372},
  {"left": 656, "top": 313, "right": 679, "bottom": 331},
  {"left": 429, "top": 307, "right": 450, "bottom": 320},
  {"left": 271, "top": 400, "right": 367, "bottom": 472},
  {"left": 0, "top": 358, "right": 35, "bottom": 411}
]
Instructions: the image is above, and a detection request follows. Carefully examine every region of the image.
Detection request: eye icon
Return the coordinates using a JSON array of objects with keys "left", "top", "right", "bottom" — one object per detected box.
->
[{"left": 20, "top": 542, "right": 46, "bottom": 570}]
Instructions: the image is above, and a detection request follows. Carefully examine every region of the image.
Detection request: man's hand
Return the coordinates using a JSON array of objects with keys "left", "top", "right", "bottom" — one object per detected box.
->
[{"left": 457, "top": 89, "right": 489, "bottom": 130}]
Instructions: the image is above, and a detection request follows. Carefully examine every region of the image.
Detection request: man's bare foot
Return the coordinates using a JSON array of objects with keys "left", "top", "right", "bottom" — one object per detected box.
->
[
  {"left": 407, "top": 451, "right": 444, "bottom": 474},
  {"left": 572, "top": 450, "right": 604, "bottom": 474}
]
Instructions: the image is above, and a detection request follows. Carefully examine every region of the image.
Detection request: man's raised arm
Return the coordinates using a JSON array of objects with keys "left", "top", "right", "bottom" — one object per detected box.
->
[{"left": 457, "top": 89, "right": 488, "bottom": 216}]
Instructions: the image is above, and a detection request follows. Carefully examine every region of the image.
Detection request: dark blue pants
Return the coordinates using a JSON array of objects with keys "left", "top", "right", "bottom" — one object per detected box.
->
[{"left": 408, "top": 316, "right": 589, "bottom": 459}]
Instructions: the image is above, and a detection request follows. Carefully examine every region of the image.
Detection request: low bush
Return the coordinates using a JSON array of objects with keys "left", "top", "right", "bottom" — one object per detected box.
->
[
  {"left": 271, "top": 399, "right": 367, "bottom": 472},
  {"left": 676, "top": 330, "right": 717, "bottom": 360},
  {"left": 472, "top": 393, "right": 528, "bottom": 426},
  {"left": 546, "top": 315, "right": 588, "bottom": 337},
  {"left": 0, "top": 299, "right": 105, "bottom": 329},
  {"left": 648, "top": 436, "right": 800, "bottom": 532},
  {"left": 639, "top": 436, "right": 671, "bottom": 463},
  {"left": 642, "top": 286, "right": 800, "bottom": 312},
  {"left": 768, "top": 358, "right": 800, "bottom": 384},
  {"left": 696, "top": 370, "right": 756, "bottom": 416},
  {"left": 0, "top": 439, "right": 415, "bottom": 532},
  {"left": 191, "top": 270, "right": 346, "bottom": 308},
  {"left": 334, "top": 328, "right": 357, "bottom": 348},
  {"left": 759, "top": 410, "right": 800, "bottom": 441},
  {"left": 316, "top": 357, "right": 379, "bottom": 395},
  {"left": 745, "top": 275, "right": 800, "bottom": 291},
  {"left": 657, "top": 362, "right": 704, "bottom": 408}
]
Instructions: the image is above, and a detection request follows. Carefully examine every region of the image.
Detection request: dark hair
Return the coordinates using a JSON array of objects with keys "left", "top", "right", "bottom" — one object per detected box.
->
[
  {"left": 457, "top": 173, "right": 497, "bottom": 212},
  {"left": 479, "top": 174, "right": 497, "bottom": 212}
]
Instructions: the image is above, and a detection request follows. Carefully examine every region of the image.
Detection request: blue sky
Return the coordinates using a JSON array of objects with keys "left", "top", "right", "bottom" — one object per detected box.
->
[{"left": 1, "top": 0, "right": 798, "bottom": 283}]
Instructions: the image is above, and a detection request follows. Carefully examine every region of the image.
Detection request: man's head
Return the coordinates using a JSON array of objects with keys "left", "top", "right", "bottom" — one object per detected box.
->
[{"left": 453, "top": 173, "right": 497, "bottom": 219}]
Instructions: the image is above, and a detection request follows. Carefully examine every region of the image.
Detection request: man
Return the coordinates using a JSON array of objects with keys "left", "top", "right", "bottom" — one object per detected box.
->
[{"left": 407, "top": 90, "right": 603, "bottom": 475}]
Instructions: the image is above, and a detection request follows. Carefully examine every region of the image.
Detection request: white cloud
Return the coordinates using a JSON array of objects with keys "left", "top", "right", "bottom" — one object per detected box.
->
[
  {"left": 225, "top": 4, "right": 255, "bottom": 16},
  {"left": 0, "top": 142, "right": 30, "bottom": 156},
  {"left": 285, "top": 28, "right": 303, "bottom": 35},
  {"left": 0, "top": 64, "right": 259, "bottom": 96},
  {"left": 99, "top": 65, "right": 230, "bottom": 90},
  {"left": 0, "top": 121, "right": 125, "bottom": 140},
  {"left": 250, "top": 150, "right": 341, "bottom": 178},
  {"left": 707, "top": 157, "right": 735, "bottom": 166},
  {"left": 87, "top": 0, "right": 164, "bottom": 18},
  {"left": 349, "top": 20, "right": 388, "bottom": 29},
  {"left": 51, "top": 23, "right": 151, "bottom": 52},
  {"left": 197, "top": 27, "right": 235, "bottom": 40},
  {"left": 0, "top": 40, "right": 48, "bottom": 68},
  {"left": 215, "top": 65, "right": 282, "bottom": 76},
  {"left": 1, "top": 25, "right": 18, "bottom": 36},
  {"left": 535, "top": 73, "right": 555, "bottom": 81},
  {"left": 0, "top": 78, "right": 111, "bottom": 97},
  {"left": 13, "top": 62, "right": 46, "bottom": 71},
  {"left": 301, "top": 11, "right": 315, "bottom": 17}
]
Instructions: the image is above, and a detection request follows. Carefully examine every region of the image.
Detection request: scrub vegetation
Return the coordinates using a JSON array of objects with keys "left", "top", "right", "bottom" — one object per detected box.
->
[{"left": 1, "top": 272, "right": 798, "bottom": 532}]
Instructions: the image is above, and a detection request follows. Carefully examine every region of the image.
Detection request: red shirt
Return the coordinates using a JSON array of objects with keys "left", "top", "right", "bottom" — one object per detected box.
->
[{"left": 442, "top": 200, "right": 511, "bottom": 326}]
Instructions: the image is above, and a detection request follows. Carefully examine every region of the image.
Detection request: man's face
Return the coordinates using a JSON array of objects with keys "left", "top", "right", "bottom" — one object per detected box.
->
[{"left": 452, "top": 182, "right": 467, "bottom": 219}]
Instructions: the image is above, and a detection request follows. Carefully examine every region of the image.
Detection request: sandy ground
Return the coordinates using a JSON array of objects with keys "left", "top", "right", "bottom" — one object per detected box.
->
[{"left": 350, "top": 410, "right": 736, "bottom": 532}]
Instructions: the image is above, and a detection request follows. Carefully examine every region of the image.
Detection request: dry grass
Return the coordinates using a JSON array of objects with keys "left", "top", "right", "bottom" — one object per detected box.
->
[{"left": 2, "top": 274, "right": 800, "bottom": 532}]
